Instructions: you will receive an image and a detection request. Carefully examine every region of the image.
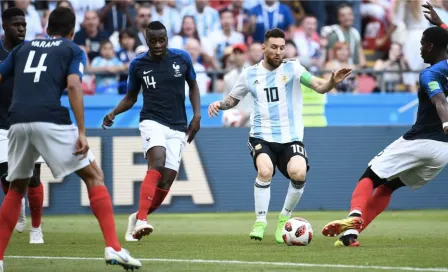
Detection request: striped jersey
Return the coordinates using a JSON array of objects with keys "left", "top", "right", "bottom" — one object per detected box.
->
[{"left": 230, "top": 59, "right": 309, "bottom": 143}]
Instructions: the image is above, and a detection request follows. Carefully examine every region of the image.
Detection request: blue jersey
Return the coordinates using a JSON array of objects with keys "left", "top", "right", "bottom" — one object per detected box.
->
[
  {"left": 0, "top": 38, "right": 87, "bottom": 126},
  {"left": 0, "top": 40, "right": 17, "bottom": 130},
  {"left": 403, "top": 60, "right": 448, "bottom": 142},
  {"left": 127, "top": 48, "right": 196, "bottom": 132}
]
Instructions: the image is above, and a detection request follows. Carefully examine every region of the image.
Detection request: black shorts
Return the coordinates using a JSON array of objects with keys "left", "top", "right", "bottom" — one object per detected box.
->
[{"left": 247, "top": 137, "right": 309, "bottom": 179}]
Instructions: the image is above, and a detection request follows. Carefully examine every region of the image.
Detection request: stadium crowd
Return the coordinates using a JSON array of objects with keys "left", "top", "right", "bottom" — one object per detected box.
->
[{"left": 0, "top": 0, "right": 442, "bottom": 95}]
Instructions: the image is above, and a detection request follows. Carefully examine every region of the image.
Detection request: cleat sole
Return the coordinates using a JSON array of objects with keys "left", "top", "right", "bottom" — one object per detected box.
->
[
  {"left": 105, "top": 260, "right": 140, "bottom": 271},
  {"left": 132, "top": 226, "right": 153, "bottom": 240},
  {"left": 321, "top": 218, "right": 363, "bottom": 237}
]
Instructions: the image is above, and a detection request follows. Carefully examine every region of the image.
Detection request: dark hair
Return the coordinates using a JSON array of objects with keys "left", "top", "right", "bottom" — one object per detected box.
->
[
  {"left": 99, "top": 40, "right": 113, "bottom": 49},
  {"left": 146, "top": 21, "right": 167, "bottom": 32},
  {"left": 2, "top": 7, "right": 25, "bottom": 23},
  {"left": 47, "top": 7, "right": 76, "bottom": 37},
  {"left": 264, "top": 28, "right": 286, "bottom": 42},
  {"left": 56, "top": 0, "right": 73, "bottom": 9},
  {"left": 179, "top": 16, "right": 201, "bottom": 43},
  {"left": 119, "top": 28, "right": 137, "bottom": 41},
  {"left": 285, "top": 39, "right": 297, "bottom": 48},
  {"left": 219, "top": 8, "right": 232, "bottom": 17},
  {"left": 337, "top": 2, "right": 352, "bottom": 13},
  {"left": 423, "top": 27, "right": 448, "bottom": 49}
]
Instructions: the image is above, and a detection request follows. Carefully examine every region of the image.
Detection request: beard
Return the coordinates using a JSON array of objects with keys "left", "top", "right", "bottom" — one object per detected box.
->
[{"left": 266, "top": 57, "right": 282, "bottom": 69}]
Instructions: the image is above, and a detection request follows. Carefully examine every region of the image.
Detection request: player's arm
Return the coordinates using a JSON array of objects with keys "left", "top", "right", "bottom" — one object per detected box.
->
[
  {"left": 306, "top": 69, "right": 352, "bottom": 94},
  {"left": 422, "top": 2, "right": 448, "bottom": 31},
  {"left": 208, "top": 72, "right": 247, "bottom": 117},
  {"left": 67, "top": 47, "right": 89, "bottom": 157},
  {"left": 423, "top": 72, "right": 448, "bottom": 135},
  {"left": 102, "top": 60, "right": 140, "bottom": 129}
]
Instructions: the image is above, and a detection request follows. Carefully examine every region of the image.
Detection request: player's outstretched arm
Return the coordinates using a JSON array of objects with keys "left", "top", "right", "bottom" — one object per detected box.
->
[
  {"left": 309, "top": 68, "right": 352, "bottom": 94},
  {"left": 102, "top": 90, "right": 139, "bottom": 129},
  {"left": 187, "top": 79, "right": 201, "bottom": 143},
  {"left": 422, "top": 2, "right": 448, "bottom": 30},
  {"left": 67, "top": 74, "right": 89, "bottom": 158},
  {"left": 208, "top": 95, "right": 240, "bottom": 117},
  {"left": 431, "top": 93, "right": 448, "bottom": 135}
]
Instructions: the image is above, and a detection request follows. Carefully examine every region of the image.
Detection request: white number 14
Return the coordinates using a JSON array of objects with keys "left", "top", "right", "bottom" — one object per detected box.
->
[{"left": 24, "top": 50, "right": 47, "bottom": 83}]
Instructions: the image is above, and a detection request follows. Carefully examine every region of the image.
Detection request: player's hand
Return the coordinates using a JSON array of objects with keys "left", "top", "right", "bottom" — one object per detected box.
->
[
  {"left": 423, "top": 1, "right": 443, "bottom": 26},
  {"left": 74, "top": 133, "right": 89, "bottom": 159},
  {"left": 331, "top": 68, "right": 352, "bottom": 85},
  {"left": 187, "top": 116, "right": 201, "bottom": 143},
  {"left": 208, "top": 101, "right": 221, "bottom": 117},
  {"left": 102, "top": 112, "right": 115, "bottom": 129}
]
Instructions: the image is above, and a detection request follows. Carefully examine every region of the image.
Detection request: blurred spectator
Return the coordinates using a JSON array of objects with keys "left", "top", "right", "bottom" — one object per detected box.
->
[
  {"left": 284, "top": 40, "right": 298, "bottom": 59},
  {"left": 151, "top": 0, "right": 181, "bottom": 38},
  {"left": 223, "top": 43, "right": 253, "bottom": 127},
  {"left": 248, "top": 0, "right": 295, "bottom": 43},
  {"left": 243, "top": 0, "right": 263, "bottom": 10},
  {"left": 222, "top": 0, "right": 249, "bottom": 35},
  {"left": 324, "top": 42, "right": 357, "bottom": 93},
  {"left": 432, "top": 0, "right": 448, "bottom": 23},
  {"left": 89, "top": 40, "right": 127, "bottom": 95},
  {"left": 100, "top": 0, "right": 133, "bottom": 36},
  {"left": 209, "top": 0, "right": 231, "bottom": 10},
  {"left": 390, "top": 0, "right": 428, "bottom": 92},
  {"left": 374, "top": 42, "right": 411, "bottom": 92},
  {"left": 170, "top": 15, "right": 216, "bottom": 69},
  {"left": 15, "top": 0, "right": 43, "bottom": 40},
  {"left": 133, "top": 5, "right": 152, "bottom": 47},
  {"left": 168, "top": 0, "right": 194, "bottom": 10},
  {"left": 324, "top": 3, "right": 366, "bottom": 67},
  {"left": 180, "top": 0, "right": 221, "bottom": 39},
  {"left": 116, "top": 28, "right": 137, "bottom": 94},
  {"left": 246, "top": 42, "right": 263, "bottom": 66},
  {"left": 184, "top": 38, "right": 211, "bottom": 95},
  {"left": 74, "top": 10, "right": 110, "bottom": 61},
  {"left": 68, "top": 0, "right": 106, "bottom": 34},
  {"left": 361, "top": 0, "right": 392, "bottom": 54},
  {"left": 209, "top": 8, "right": 244, "bottom": 65},
  {"left": 293, "top": 15, "right": 325, "bottom": 70}
]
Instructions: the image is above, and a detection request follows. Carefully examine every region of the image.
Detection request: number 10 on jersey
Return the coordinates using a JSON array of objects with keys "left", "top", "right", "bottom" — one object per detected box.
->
[{"left": 264, "top": 87, "right": 279, "bottom": 102}]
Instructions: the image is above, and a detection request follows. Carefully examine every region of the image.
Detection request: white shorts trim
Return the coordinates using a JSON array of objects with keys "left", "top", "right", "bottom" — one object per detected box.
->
[
  {"left": 369, "top": 137, "right": 448, "bottom": 189},
  {"left": 0, "top": 129, "right": 45, "bottom": 164},
  {"left": 6, "top": 123, "right": 95, "bottom": 181},
  {"left": 139, "top": 120, "right": 186, "bottom": 171}
]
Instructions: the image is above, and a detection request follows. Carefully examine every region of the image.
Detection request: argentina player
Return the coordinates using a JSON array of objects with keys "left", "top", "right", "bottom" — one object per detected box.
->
[
  {"left": 102, "top": 21, "right": 201, "bottom": 242},
  {"left": 208, "top": 28, "right": 352, "bottom": 243},
  {"left": 0, "top": 7, "right": 141, "bottom": 271},
  {"left": 321, "top": 6, "right": 448, "bottom": 246}
]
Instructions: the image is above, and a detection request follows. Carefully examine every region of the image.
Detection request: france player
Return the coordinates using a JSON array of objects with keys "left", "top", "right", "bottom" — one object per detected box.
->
[
  {"left": 0, "top": 7, "right": 141, "bottom": 270},
  {"left": 0, "top": 7, "right": 45, "bottom": 244},
  {"left": 321, "top": 25, "right": 448, "bottom": 246},
  {"left": 208, "top": 28, "right": 352, "bottom": 243},
  {"left": 102, "top": 21, "right": 201, "bottom": 241}
]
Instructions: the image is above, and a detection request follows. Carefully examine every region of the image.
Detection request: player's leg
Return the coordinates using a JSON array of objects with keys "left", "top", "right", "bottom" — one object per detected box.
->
[
  {"left": 275, "top": 142, "right": 308, "bottom": 244},
  {"left": 28, "top": 162, "right": 44, "bottom": 244},
  {"left": 0, "top": 124, "right": 37, "bottom": 263},
  {"left": 248, "top": 138, "right": 276, "bottom": 241}
]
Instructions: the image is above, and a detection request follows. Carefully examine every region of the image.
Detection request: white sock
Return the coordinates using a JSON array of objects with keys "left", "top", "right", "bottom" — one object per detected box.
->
[
  {"left": 342, "top": 229, "right": 359, "bottom": 237},
  {"left": 280, "top": 181, "right": 305, "bottom": 217},
  {"left": 349, "top": 210, "right": 362, "bottom": 217},
  {"left": 254, "top": 178, "right": 271, "bottom": 223}
]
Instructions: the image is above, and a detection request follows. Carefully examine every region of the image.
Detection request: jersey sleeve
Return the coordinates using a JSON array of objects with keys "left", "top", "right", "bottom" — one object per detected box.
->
[
  {"left": 0, "top": 48, "right": 15, "bottom": 79},
  {"left": 181, "top": 50, "right": 197, "bottom": 81},
  {"left": 68, "top": 46, "right": 87, "bottom": 80},
  {"left": 127, "top": 59, "right": 141, "bottom": 93},
  {"left": 292, "top": 60, "right": 313, "bottom": 88},
  {"left": 229, "top": 70, "right": 249, "bottom": 100},
  {"left": 420, "top": 71, "right": 444, "bottom": 99}
]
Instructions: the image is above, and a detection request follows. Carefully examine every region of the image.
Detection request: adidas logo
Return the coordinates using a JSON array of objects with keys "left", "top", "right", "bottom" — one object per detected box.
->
[{"left": 254, "top": 80, "right": 260, "bottom": 85}]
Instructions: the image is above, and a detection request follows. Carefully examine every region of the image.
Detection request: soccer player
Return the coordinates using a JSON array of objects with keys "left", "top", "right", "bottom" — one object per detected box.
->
[
  {"left": 208, "top": 28, "right": 352, "bottom": 243},
  {"left": 0, "top": 7, "right": 141, "bottom": 271},
  {"left": 0, "top": 7, "right": 45, "bottom": 244},
  {"left": 321, "top": 24, "right": 448, "bottom": 247},
  {"left": 102, "top": 21, "right": 201, "bottom": 241}
]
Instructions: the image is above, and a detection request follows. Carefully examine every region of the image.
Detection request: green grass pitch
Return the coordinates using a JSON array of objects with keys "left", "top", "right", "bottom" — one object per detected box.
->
[{"left": 4, "top": 211, "right": 448, "bottom": 272}]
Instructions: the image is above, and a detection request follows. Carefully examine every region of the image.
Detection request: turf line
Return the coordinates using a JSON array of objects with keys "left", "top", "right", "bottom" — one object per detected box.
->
[{"left": 5, "top": 255, "right": 448, "bottom": 271}]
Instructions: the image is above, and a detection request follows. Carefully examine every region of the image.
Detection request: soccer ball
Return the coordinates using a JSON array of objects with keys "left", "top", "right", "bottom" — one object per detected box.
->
[
  {"left": 282, "top": 217, "right": 313, "bottom": 246},
  {"left": 222, "top": 109, "right": 243, "bottom": 127}
]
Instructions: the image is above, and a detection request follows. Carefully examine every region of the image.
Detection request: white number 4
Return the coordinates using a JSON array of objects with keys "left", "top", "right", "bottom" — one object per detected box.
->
[{"left": 24, "top": 50, "right": 47, "bottom": 83}]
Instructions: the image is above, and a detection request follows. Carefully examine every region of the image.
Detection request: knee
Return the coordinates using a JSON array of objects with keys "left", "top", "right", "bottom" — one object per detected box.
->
[
  {"left": 288, "top": 167, "right": 306, "bottom": 182},
  {"left": 257, "top": 165, "right": 274, "bottom": 181},
  {"left": 29, "top": 168, "right": 41, "bottom": 188}
]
